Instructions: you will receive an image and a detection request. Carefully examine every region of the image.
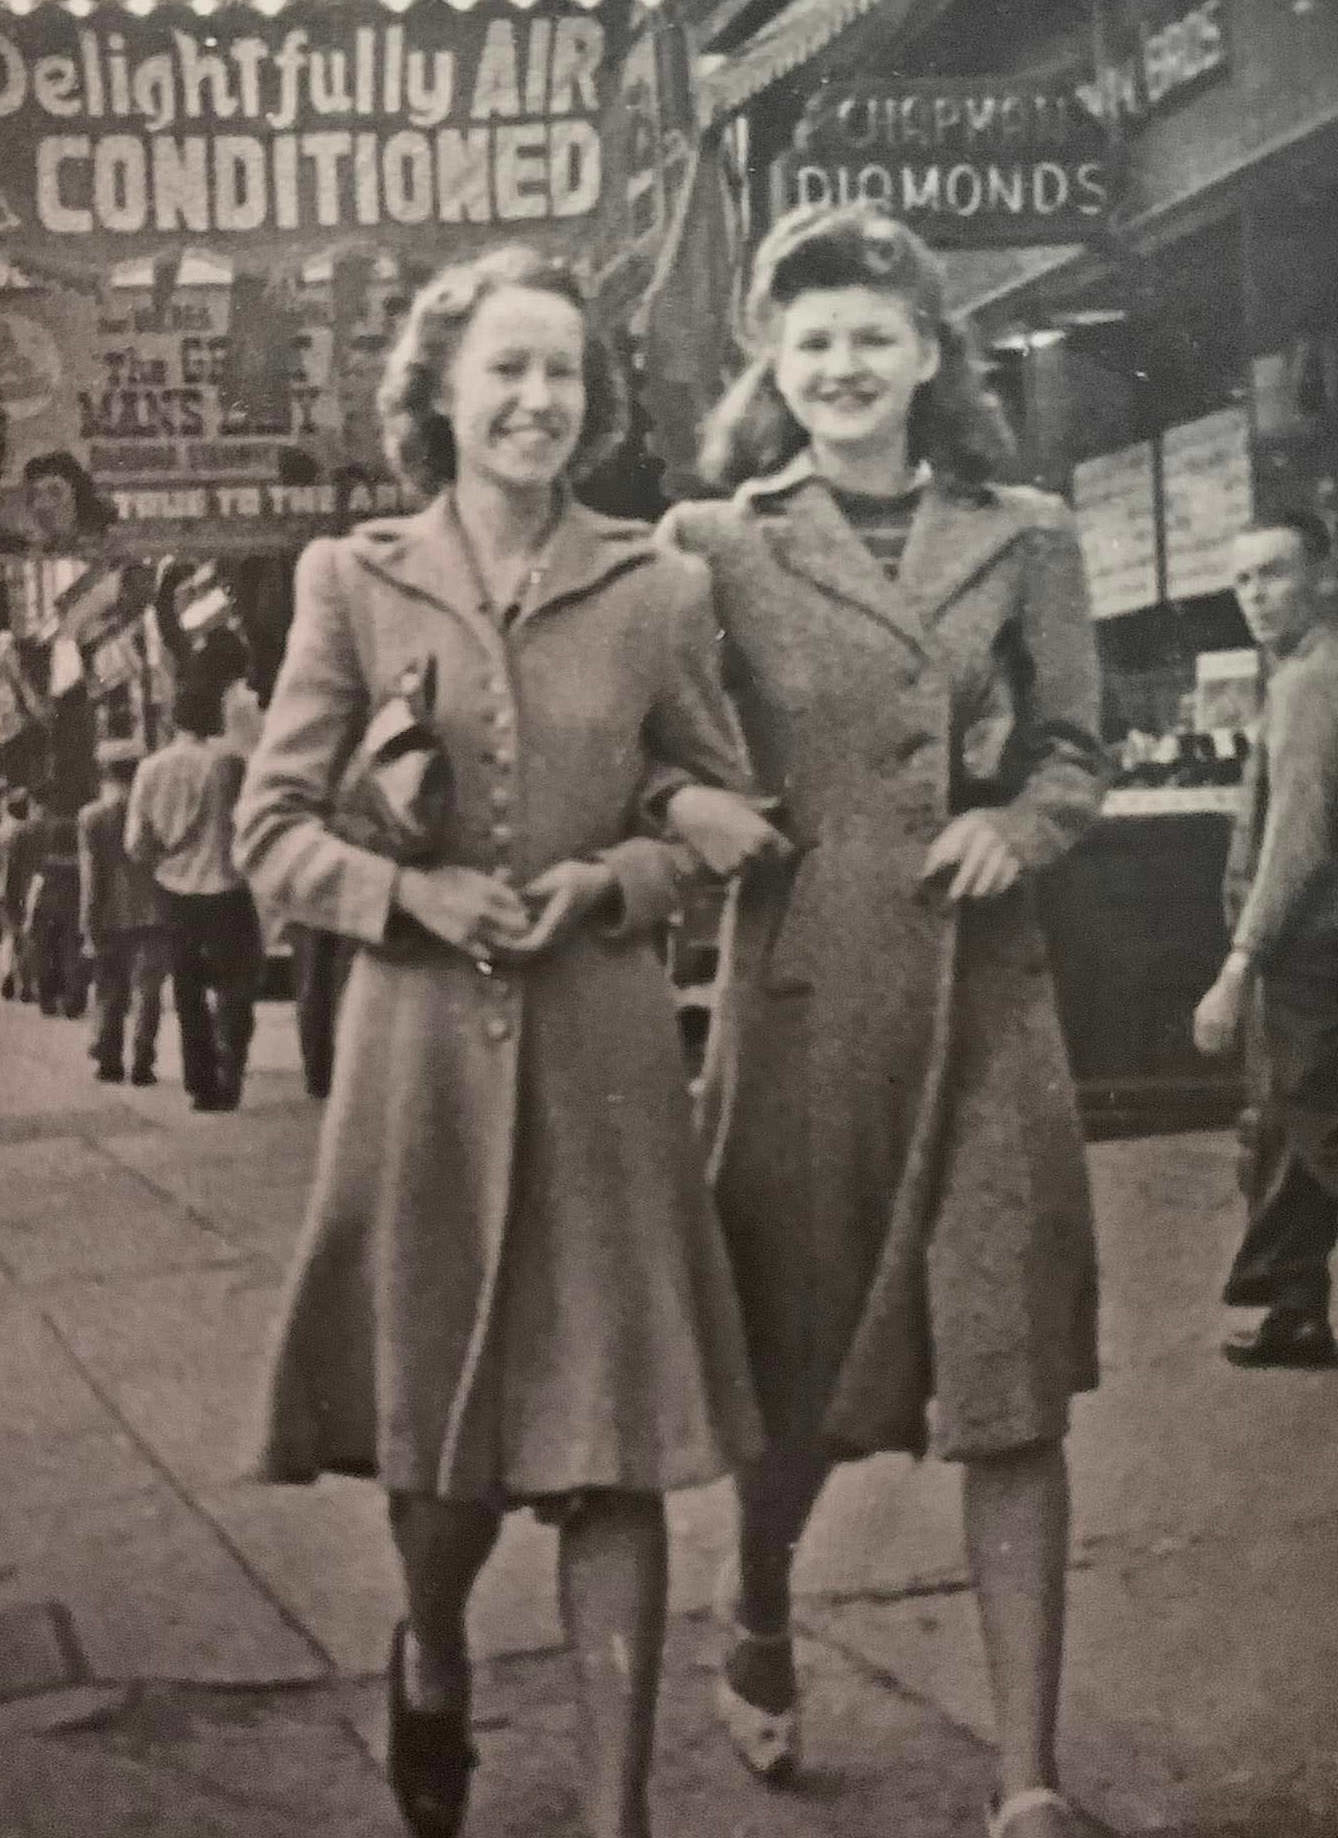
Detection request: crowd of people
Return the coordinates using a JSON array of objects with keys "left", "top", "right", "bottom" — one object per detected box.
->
[{"left": 2, "top": 200, "right": 1335, "bottom": 1838}]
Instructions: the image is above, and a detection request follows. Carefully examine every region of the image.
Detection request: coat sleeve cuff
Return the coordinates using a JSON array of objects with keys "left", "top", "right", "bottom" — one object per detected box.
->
[
  {"left": 335, "top": 848, "right": 400, "bottom": 946},
  {"left": 592, "top": 838, "right": 691, "bottom": 939}
]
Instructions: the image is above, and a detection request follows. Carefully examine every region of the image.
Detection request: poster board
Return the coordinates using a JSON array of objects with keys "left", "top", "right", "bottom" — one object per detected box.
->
[
  {"left": 1072, "top": 440, "right": 1159, "bottom": 619},
  {"left": 1162, "top": 405, "right": 1253, "bottom": 600}
]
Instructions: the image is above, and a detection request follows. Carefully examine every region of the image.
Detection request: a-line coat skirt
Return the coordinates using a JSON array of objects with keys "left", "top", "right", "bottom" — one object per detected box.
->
[{"left": 235, "top": 498, "right": 764, "bottom": 1501}]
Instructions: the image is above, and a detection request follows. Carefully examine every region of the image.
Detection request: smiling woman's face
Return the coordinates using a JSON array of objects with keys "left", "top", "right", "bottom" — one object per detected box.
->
[
  {"left": 773, "top": 285, "right": 939, "bottom": 463},
  {"left": 440, "top": 284, "right": 587, "bottom": 494}
]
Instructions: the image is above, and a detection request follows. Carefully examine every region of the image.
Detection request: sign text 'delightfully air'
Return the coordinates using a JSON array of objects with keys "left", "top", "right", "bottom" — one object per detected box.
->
[{"left": 0, "top": 4, "right": 621, "bottom": 254}]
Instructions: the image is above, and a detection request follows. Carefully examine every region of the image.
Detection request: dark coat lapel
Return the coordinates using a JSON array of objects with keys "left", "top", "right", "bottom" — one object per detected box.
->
[
  {"left": 897, "top": 480, "right": 1025, "bottom": 626},
  {"left": 758, "top": 479, "right": 928, "bottom": 658},
  {"left": 742, "top": 454, "right": 1026, "bottom": 655}
]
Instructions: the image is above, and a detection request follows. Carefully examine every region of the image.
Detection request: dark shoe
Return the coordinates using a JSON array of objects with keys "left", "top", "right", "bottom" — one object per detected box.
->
[
  {"left": 1, "top": 975, "right": 13, "bottom": 999},
  {"left": 130, "top": 1067, "right": 157, "bottom": 1088},
  {"left": 387, "top": 1620, "right": 477, "bottom": 1838},
  {"left": 191, "top": 1092, "right": 229, "bottom": 1112},
  {"left": 95, "top": 1064, "right": 125, "bottom": 1084},
  {"left": 1224, "top": 1311, "right": 1338, "bottom": 1369},
  {"left": 19, "top": 987, "right": 35, "bottom": 1002}
]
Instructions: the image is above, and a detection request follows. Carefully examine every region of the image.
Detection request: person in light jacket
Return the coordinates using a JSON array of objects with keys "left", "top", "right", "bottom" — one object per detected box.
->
[
  {"left": 233, "top": 246, "right": 764, "bottom": 1838},
  {"left": 659, "top": 204, "right": 1107, "bottom": 1838}
]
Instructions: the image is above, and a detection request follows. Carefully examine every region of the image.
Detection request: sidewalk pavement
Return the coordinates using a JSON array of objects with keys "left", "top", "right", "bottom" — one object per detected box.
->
[{"left": 1, "top": 994, "right": 1335, "bottom": 1836}]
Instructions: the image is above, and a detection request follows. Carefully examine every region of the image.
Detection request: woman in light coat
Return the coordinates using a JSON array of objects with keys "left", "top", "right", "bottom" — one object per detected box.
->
[
  {"left": 660, "top": 204, "right": 1107, "bottom": 1838},
  {"left": 234, "top": 247, "right": 763, "bottom": 1838}
]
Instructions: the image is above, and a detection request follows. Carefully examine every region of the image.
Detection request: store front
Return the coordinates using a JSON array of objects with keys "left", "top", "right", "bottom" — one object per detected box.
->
[{"left": 0, "top": 0, "right": 688, "bottom": 796}]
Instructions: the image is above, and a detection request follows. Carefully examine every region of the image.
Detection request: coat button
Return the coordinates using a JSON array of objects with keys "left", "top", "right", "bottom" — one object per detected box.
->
[
  {"left": 490, "top": 786, "right": 511, "bottom": 811},
  {"left": 487, "top": 676, "right": 508, "bottom": 696},
  {"left": 491, "top": 823, "right": 513, "bottom": 845},
  {"left": 485, "top": 1015, "right": 512, "bottom": 1042},
  {"left": 492, "top": 709, "right": 514, "bottom": 730}
]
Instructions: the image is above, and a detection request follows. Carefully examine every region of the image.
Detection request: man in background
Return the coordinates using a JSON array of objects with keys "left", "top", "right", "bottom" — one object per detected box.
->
[
  {"left": 1, "top": 790, "right": 31, "bottom": 999},
  {"left": 126, "top": 680, "right": 263, "bottom": 1112},
  {"left": 28, "top": 805, "right": 86, "bottom": 1019},
  {"left": 1195, "top": 510, "right": 1338, "bottom": 1367},
  {"left": 78, "top": 739, "right": 167, "bottom": 1085}
]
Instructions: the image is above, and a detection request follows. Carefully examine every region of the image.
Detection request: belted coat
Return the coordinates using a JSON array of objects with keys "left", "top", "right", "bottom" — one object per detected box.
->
[
  {"left": 661, "top": 456, "right": 1106, "bottom": 1461},
  {"left": 234, "top": 496, "right": 763, "bottom": 1499}
]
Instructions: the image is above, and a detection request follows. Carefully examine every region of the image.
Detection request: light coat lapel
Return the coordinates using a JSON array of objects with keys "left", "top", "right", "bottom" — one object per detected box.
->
[
  {"left": 345, "top": 496, "right": 658, "bottom": 653},
  {"left": 347, "top": 498, "right": 503, "bottom": 664}
]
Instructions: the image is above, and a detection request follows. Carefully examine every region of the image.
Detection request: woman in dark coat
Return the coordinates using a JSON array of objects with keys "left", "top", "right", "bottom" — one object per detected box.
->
[
  {"left": 659, "top": 205, "right": 1107, "bottom": 1838},
  {"left": 234, "top": 247, "right": 763, "bottom": 1838}
]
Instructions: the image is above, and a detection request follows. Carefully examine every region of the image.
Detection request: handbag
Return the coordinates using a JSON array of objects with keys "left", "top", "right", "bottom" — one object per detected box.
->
[{"left": 328, "top": 655, "right": 455, "bottom": 866}]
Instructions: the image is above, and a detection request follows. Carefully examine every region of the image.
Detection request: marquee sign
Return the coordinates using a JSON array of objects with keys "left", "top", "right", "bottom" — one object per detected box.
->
[
  {"left": 775, "top": 73, "right": 1113, "bottom": 245},
  {"left": 0, "top": 0, "right": 636, "bottom": 266}
]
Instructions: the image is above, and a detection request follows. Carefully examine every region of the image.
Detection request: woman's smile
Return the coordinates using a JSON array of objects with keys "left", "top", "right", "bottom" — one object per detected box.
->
[
  {"left": 774, "top": 284, "right": 940, "bottom": 462},
  {"left": 442, "top": 284, "right": 587, "bottom": 491}
]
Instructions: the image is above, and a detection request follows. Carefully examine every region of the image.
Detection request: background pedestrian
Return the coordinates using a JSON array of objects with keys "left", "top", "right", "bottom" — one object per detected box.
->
[
  {"left": 77, "top": 738, "right": 167, "bottom": 1086},
  {"left": 1194, "top": 511, "right": 1338, "bottom": 1367},
  {"left": 125, "top": 678, "right": 262, "bottom": 1112}
]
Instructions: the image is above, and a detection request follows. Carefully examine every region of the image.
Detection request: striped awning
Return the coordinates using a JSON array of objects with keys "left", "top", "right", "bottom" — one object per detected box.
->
[
  {"left": 697, "top": 0, "right": 887, "bottom": 122},
  {"left": 0, "top": 0, "right": 620, "bottom": 14}
]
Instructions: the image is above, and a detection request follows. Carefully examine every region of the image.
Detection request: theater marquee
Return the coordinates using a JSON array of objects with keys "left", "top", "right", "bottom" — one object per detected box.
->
[{"left": 0, "top": 0, "right": 632, "bottom": 261}]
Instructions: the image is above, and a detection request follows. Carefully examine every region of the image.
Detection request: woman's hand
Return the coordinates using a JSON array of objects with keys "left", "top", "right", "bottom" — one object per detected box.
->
[
  {"left": 665, "top": 785, "right": 793, "bottom": 878},
  {"left": 921, "top": 812, "right": 1022, "bottom": 901},
  {"left": 1193, "top": 950, "right": 1251, "bottom": 1057},
  {"left": 508, "top": 859, "right": 618, "bottom": 957},
  {"left": 395, "top": 865, "right": 532, "bottom": 960}
]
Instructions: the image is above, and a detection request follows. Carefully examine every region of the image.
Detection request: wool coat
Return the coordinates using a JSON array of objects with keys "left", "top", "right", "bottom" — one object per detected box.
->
[
  {"left": 661, "top": 454, "right": 1106, "bottom": 1462},
  {"left": 234, "top": 496, "right": 764, "bottom": 1499}
]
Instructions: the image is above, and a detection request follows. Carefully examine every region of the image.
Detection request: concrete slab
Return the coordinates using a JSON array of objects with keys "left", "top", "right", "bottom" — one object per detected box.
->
[
  {"left": 0, "top": 1683, "right": 132, "bottom": 1737},
  {"left": 38, "top": 1262, "right": 282, "bottom": 1490},
  {"left": 0, "top": 1302, "right": 111, "bottom": 1439},
  {"left": 0, "top": 1601, "right": 87, "bottom": 1702},
  {"left": 0, "top": 1186, "right": 235, "bottom": 1285},
  {"left": 2, "top": 1486, "right": 325, "bottom": 1687},
  {"left": 813, "top": 1514, "right": 1338, "bottom": 1838},
  {"left": 199, "top": 1480, "right": 405, "bottom": 1679}
]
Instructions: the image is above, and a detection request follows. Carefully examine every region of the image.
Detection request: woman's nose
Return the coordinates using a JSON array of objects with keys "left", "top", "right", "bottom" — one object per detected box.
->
[{"left": 518, "top": 366, "right": 554, "bottom": 408}]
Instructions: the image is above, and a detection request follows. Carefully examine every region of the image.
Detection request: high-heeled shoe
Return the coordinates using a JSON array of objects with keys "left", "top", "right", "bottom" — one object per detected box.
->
[
  {"left": 387, "top": 1619, "right": 478, "bottom": 1838},
  {"left": 711, "top": 1560, "right": 800, "bottom": 1783}
]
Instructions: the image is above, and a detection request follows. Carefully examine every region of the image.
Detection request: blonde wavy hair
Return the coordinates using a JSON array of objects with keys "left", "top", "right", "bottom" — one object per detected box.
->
[
  {"left": 698, "top": 202, "right": 1015, "bottom": 493},
  {"left": 377, "top": 245, "right": 628, "bottom": 496}
]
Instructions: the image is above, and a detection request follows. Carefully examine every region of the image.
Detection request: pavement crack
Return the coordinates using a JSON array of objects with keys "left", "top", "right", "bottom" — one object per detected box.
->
[{"left": 32, "top": 1309, "right": 337, "bottom": 1683}]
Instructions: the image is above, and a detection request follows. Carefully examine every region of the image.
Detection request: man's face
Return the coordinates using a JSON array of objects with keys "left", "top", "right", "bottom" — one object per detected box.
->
[{"left": 1231, "top": 526, "right": 1316, "bottom": 652}]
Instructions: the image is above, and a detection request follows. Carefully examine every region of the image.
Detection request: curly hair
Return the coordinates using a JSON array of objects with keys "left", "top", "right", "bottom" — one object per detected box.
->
[
  {"left": 698, "top": 202, "right": 1015, "bottom": 494},
  {"left": 377, "top": 246, "right": 628, "bottom": 496}
]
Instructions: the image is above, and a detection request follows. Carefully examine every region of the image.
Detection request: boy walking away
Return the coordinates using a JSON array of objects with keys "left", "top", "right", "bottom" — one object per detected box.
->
[
  {"left": 1195, "top": 511, "right": 1338, "bottom": 1367},
  {"left": 78, "top": 739, "right": 167, "bottom": 1085},
  {"left": 126, "top": 679, "right": 263, "bottom": 1112}
]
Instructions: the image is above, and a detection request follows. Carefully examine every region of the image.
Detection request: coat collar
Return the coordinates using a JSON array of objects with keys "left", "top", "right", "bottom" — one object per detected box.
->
[
  {"left": 738, "top": 450, "right": 1027, "bottom": 652},
  {"left": 346, "top": 493, "right": 659, "bottom": 655}
]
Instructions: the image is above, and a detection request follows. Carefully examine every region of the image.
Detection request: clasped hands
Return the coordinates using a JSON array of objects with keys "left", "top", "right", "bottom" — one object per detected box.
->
[{"left": 395, "top": 858, "right": 614, "bottom": 963}]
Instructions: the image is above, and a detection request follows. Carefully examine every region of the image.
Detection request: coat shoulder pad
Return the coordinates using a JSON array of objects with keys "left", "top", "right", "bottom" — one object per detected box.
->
[
  {"left": 988, "top": 482, "right": 1076, "bottom": 534},
  {"left": 661, "top": 497, "right": 745, "bottom": 559}
]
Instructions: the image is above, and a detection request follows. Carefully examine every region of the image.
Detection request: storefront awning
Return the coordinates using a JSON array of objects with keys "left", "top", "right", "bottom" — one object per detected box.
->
[
  {"left": 0, "top": 0, "right": 623, "bottom": 12},
  {"left": 697, "top": 0, "right": 891, "bottom": 123}
]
